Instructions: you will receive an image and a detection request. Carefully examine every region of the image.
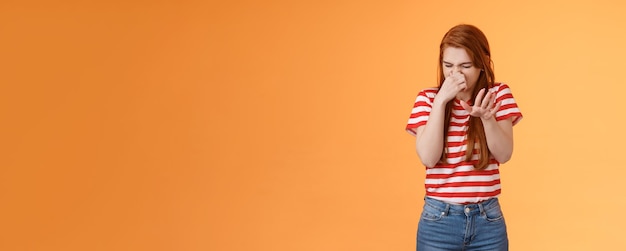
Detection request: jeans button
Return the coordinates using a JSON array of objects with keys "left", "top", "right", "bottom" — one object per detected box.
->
[{"left": 464, "top": 207, "right": 470, "bottom": 213}]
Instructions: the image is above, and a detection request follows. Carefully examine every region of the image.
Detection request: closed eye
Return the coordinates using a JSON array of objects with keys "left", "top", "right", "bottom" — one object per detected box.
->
[{"left": 442, "top": 61, "right": 473, "bottom": 68}]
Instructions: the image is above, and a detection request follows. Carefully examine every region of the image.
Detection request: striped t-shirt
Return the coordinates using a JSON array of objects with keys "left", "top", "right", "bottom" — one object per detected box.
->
[{"left": 406, "top": 83, "right": 523, "bottom": 204}]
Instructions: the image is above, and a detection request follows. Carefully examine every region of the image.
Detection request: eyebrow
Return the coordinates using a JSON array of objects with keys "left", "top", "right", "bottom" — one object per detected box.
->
[{"left": 442, "top": 61, "right": 473, "bottom": 65}]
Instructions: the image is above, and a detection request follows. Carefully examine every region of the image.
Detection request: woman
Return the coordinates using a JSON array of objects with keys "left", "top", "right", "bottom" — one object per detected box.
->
[{"left": 406, "top": 24, "right": 523, "bottom": 251}]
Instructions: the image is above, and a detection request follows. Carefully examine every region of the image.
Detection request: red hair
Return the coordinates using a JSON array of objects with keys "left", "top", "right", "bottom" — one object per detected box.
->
[{"left": 437, "top": 24, "right": 494, "bottom": 170}]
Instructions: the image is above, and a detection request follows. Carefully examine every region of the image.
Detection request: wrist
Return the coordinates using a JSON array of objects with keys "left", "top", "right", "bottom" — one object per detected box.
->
[
  {"left": 433, "top": 97, "right": 450, "bottom": 107},
  {"left": 481, "top": 115, "right": 497, "bottom": 123}
]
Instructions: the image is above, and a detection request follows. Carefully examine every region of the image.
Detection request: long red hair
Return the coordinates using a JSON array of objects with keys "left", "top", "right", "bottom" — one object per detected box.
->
[{"left": 437, "top": 24, "right": 495, "bottom": 170}]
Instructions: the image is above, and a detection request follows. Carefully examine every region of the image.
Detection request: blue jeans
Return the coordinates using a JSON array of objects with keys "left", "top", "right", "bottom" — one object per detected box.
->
[{"left": 417, "top": 197, "right": 508, "bottom": 251}]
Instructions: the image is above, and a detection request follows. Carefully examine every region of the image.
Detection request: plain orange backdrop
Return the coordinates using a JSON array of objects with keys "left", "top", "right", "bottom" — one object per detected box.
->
[{"left": 1, "top": 0, "right": 626, "bottom": 250}]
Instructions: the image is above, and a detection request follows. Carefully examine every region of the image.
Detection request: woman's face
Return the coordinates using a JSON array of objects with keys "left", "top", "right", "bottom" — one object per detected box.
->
[{"left": 442, "top": 46, "right": 482, "bottom": 97}]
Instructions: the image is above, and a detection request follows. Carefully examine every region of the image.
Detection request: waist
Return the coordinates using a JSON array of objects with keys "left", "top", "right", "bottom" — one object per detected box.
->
[{"left": 424, "top": 196, "right": 500, "bottom": 215}]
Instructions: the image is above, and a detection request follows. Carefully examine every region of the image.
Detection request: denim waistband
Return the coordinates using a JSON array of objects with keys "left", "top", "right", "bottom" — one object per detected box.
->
[{"left": 424, "top": 196, "right": 500, "bottom": 216}]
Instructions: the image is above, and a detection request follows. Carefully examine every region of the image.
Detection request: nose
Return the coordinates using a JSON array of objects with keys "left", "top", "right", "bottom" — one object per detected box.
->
[{"left": 450, "top": 66, "right": 462, "bottom": 74}]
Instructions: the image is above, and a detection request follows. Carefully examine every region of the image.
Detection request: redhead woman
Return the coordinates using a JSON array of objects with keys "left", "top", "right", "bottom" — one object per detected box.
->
[{"left": 406, "top": 24, "right": 523, "bottom": 251}]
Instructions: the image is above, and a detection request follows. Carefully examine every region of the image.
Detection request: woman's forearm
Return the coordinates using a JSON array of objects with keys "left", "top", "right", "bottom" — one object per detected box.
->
[
  {"left": 481, "top": 117, "right": 514, "bottom": 163},
  {"left": 416, "top": 99, "right": 448, "bottom": 167}
]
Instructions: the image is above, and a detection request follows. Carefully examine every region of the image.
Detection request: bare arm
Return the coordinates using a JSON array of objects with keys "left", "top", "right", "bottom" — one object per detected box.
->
[
  {"left": 481, "top": 117, "right": 514, "bottom": 163},
  {"left": 415, "top": 72, "right": 468, "bottom": 167},
  {"left": 415, "top": 98, "right": 448, "bottom": 167},
  {"left": 460, "top": 88, "right": 515, "bottom": 163}
]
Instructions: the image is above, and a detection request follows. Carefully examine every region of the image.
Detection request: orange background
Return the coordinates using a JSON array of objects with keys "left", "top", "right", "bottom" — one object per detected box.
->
[{"left": 1, "top": 0, "right": 625, "bottom": 250}]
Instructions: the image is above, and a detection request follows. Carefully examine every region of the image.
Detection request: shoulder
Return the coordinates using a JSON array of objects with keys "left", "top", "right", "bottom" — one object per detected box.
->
[
  {"left": 490, "top": 83, "right": 519, "bottom": 98},
  {"left": 491, "top": 82, "right": 509, "bottom": 91},
  {"left": 490, "top": 82, "right": 518, "bottom": 93},
  {"left": 417, "top": 87, "right": 439, "bottom": 98},
  {"left": 411, "top": 87, "right": 439, "bottom": 108}
]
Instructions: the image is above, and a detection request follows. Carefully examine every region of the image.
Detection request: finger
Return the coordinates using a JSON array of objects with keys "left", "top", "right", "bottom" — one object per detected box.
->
[
  {"left": 489, "top": 101, "right": 502, "bottom": 117},
  {"left": 481, "top": 90, "right": 493, "bottom": 109},
  {"left": 451, "top": 70, "right": 461, "bottom": 78},
  {"left": 494, "top": 101, "right": 502, "bottom": 111},
  {"left": 460, "top": 100, "right": 472, "bottom": 112},
  {"left": 448, "top": 73, "right": 458, "bottom": 82},
  {"left": 474, "top": 88, "right": 486, "bottom": 107},
  {"left": 452, "top": 72, "right": 465, "bottom": 83},
  {"left": 491, "top": 91, "right": 498, "bottom": 107},
  {"left": 457, "top": 74, "right": 466, "bottom": 85},
  {"left": 459, "top": 83, "right": 467, "bottom": 91}
]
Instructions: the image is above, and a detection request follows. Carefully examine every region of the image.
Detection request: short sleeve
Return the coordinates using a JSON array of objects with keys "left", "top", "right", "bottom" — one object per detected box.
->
[
  {"left": 492, "top": 83, "right": 523, "bottom": 125},
  {"left": 406, "top": 89, "right": 436, "bottom": 136}
]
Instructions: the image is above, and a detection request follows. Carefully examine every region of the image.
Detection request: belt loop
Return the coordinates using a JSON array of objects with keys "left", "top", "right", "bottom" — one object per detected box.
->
[{"left": 478, "top": 201, "right": 485, "bottom": 215}]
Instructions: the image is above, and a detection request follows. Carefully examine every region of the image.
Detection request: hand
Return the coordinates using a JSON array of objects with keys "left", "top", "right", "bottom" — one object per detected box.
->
[
  {"left": 460, "top": 88, "right": 501, "bottom": 120},
  {"left": 436, "top": 71, "right": 467, "bottom": 103}
]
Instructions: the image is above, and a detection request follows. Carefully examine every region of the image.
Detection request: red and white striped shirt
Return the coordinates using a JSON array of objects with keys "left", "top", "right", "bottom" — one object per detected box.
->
[{"left": 406, "top": 83, "right": 523, "bottom": 204}]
